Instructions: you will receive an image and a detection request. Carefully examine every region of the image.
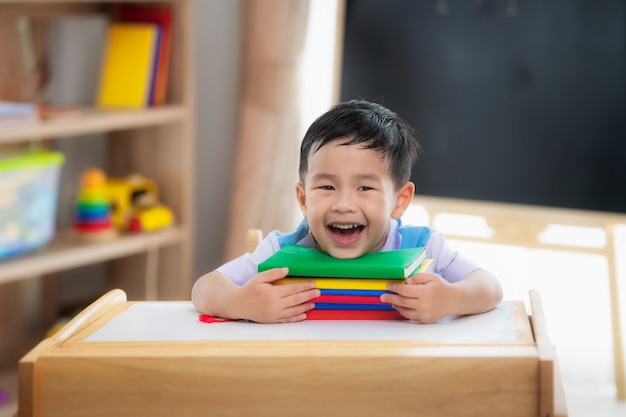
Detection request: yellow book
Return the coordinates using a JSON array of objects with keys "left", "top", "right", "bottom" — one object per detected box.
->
[
  {"left": 274, "top": 277, "right": 405, "bottom": 291},
  {"left": 418, "top": 258, "right": 434, "bottom": 272},
  {"left": 96, "top": 22, "right": 158, "bottom": 108}
]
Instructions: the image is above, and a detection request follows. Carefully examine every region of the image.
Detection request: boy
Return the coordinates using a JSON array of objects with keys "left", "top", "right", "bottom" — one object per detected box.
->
[{"left": 191, "top": 100, "right": 503, "bottom": 323}]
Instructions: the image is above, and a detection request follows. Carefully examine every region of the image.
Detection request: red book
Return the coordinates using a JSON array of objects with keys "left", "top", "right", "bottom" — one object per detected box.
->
[
  {"left": 117, "top": 5, "right": 172, "bottom": 106},
  {"left": 305, "top": 309, "right": 405, "bottom": 320}
]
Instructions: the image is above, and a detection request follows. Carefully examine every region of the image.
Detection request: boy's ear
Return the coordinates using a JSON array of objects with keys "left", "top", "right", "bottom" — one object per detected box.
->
[
  {"left": 391, "top": 181, "right": 415, "bottom": 219},
  {"left": 295, "top": 182, "right": 307, "bottom": 216}
]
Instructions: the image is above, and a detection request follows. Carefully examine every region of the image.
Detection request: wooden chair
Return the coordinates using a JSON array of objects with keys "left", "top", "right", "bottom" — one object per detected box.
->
[{"left": 247, "top": 229, "right": 263, "bottom": 252}]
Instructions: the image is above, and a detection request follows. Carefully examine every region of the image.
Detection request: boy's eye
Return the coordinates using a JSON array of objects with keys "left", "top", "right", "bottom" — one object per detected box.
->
[
  {"left": 358, "top": 186, "right": 373, "bottom": 191},
  {"left": 319, "top": 185, "right": 335, "bottom": 190}
]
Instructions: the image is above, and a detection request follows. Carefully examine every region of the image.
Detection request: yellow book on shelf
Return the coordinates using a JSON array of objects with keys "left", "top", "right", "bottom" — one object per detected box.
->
[{"left": 96, "top": 22, "right": 159, "bottom": 108}]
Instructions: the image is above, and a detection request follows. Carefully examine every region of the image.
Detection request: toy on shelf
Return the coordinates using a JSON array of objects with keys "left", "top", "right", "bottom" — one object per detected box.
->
[
  {"left": 72, "top": 168, "right": 117, "bottom": 241},
  {"left": 72, "top": 169, "right": 174, "bottom": 238},
  {"left": 106, "top": 174, "right": 174, "bottom": 233},
  {"left": 0, "top": 149, "right": 64, "bottom": 259}
]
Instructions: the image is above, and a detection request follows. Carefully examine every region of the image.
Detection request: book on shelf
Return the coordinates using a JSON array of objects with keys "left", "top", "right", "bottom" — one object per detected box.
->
[
  {"left": 96, "top": 22, "right": 160, "bottom": 108},
  {"left": 116, "top": 5, "right": 172, "bottom": 106},
  {"left": 0, "top": 101, "right": 40, "bottom": 126},
  {"left": 0, "top": 17, "right": 46, "bottom": 102},
  {"left": 258, "top": 244, "right": 426, "bottom": 279},
  {"left": 47, "top": 14, "right": 108, "bottom": 107}
]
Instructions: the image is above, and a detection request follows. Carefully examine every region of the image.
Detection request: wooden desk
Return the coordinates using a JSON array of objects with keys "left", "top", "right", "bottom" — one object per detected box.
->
[{"left": 18, "top": 289, "right": 567, "bottom": 417}]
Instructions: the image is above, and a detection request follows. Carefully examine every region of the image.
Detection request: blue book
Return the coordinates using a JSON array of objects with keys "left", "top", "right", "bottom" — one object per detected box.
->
[{"left": 314, "top": 303, "right": 395, "bottom": 311}]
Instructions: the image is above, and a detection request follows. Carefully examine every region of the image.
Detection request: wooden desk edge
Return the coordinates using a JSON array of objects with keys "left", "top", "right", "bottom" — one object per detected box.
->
[
  {"left": 529, "top": 289, "right": 568, "bottom": 417},
  {"left": 52, "top": 289, "right": 127, "bottom": 345},
  {"left": 17, "top": 289, "right": 127, "bottom": 417},
  {"left": 552, "top": 344, "right": 568, "bottom": 417}
]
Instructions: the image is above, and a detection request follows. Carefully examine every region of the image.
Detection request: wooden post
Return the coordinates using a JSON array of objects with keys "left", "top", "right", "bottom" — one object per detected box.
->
[{"left": 224, "top": 0, "right": 310, "bottom": 261}]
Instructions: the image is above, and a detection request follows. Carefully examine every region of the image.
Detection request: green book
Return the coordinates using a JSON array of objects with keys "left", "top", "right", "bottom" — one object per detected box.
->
[{"left": 258, "top": 244, "right": 426, "bottom": 279}]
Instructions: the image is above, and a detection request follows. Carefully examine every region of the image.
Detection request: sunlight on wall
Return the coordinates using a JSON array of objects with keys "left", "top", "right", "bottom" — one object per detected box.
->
[
  {"left": 299, "top": 0, "right": 340, "bottom": 135},
  {"left": 293, "top": 0, "right": 342, "bottom": 227}
]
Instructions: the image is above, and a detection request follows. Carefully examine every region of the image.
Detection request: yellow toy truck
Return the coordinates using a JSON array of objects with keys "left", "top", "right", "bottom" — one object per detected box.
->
[{"left": 106, "top": 175, "right": 174, "bottom": 232}]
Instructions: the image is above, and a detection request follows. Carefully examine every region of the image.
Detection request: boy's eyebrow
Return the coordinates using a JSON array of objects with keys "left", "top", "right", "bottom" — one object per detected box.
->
[
  {"left": 310, "top": 172, "right": 383, "bottom": 183},
  {"left": 355, "top": 173, "right": 383, "bottom": 183},
  {"left": 310, "top": 172, "right": 337, "bottom": 183}
]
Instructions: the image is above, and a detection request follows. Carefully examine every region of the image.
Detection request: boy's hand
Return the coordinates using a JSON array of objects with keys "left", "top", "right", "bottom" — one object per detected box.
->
[
  {"left": 381, "top": 273, "right": 461, "bottom": 324},
  {"left": 237, "top": 267, "right": 319, "bottom": 323}
]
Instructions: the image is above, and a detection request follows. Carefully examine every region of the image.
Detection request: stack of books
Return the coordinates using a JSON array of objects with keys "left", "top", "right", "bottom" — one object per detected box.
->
[{"left": 258, "top": 244, "right": 432, "bottom": 320}]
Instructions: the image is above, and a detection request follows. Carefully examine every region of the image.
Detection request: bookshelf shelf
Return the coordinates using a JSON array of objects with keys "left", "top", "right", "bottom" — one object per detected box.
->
[
  {"left": 0, "top": 0, "right": 196, "bottom": 369},
  {"left": 0, "top": 106, "right": 188, "bottom": 144},
  {"left": 0, "top": 227, "right": 186, "bottom": 286}
]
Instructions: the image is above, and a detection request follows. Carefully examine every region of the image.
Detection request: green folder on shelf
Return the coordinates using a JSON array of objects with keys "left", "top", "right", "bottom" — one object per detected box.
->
[{"left": 258, "top": 244, "right": 426, "bottom": 279}]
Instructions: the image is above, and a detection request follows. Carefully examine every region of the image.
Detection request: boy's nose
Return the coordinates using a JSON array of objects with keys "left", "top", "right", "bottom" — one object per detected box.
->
[{"left": 331, "top": 191, "right": 357, "bottom": 213}]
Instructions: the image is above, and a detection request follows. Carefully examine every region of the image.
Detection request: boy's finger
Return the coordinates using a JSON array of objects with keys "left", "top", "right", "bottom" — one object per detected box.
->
[
  {"left": 275, "top": 281, "right": 317, "bottom": 297},
  {"left": 284, "top": 287, "right": 320, "bottom": 303},
  {"left": 407, "top": 272, "right": 439, "bottom": 285},
  {"left": 254, "top": 267, "right": 289, "bottom": 283},
  {"left": 270, "top": 301, "right": 317, "bottom": 323}
]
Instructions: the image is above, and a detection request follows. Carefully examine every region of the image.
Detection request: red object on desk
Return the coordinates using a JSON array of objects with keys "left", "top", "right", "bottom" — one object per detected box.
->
[{"left": 198, "top": 314, "right": 232, "bottom": 324}]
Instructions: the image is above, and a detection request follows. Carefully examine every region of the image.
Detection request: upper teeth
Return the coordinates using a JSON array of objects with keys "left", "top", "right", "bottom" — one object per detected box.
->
[{"left": 333, "top": 224, "right": 359, "bottom": 229}]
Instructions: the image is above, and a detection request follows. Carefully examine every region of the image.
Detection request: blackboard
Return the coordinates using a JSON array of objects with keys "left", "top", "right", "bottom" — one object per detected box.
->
[{"left": 341, "top": 0, "right": 626, "bottom": 213}]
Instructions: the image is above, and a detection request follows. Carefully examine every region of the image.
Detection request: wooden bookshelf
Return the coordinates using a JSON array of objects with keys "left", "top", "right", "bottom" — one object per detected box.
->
[{"left": 0, "top": 0, "right": 196, "bottom": 368}]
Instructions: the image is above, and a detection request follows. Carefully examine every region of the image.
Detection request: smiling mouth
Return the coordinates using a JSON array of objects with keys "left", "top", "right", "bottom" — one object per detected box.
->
[{"left": 328, "top": 223, "right": 364, "bottom": 239}]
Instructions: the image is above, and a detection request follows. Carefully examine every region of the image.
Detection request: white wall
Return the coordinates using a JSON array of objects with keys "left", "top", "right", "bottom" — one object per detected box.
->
[{"left": 193, "top": 1, "right": 243, "bottom": 279}]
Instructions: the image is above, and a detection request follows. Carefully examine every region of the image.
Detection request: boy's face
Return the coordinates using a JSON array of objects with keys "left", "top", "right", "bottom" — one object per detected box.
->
[{"left": 296, "top": 138, "right": 414, "bottom": 259}]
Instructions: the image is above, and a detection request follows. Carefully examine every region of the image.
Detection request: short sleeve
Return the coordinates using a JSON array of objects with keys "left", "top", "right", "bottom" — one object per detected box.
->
[
  {"left": 425, "top": 230, "right": 481, "bottom": 283},
  {"left": 214, "top": 219, "right": 312, "bottom": 285},
  {"left": 215, "top": 233, "right": 281, "bottom": 285}
]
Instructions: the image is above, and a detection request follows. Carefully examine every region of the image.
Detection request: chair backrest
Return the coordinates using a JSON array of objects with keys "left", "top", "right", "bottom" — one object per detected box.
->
[{"left": 247, "top": 229, "right": 263, "bottom": 252}]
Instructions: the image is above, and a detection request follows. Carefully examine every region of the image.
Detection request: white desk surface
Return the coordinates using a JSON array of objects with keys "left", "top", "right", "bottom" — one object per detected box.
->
[{"left": 84, "top": 302, "right": 519, "bottom": 344}]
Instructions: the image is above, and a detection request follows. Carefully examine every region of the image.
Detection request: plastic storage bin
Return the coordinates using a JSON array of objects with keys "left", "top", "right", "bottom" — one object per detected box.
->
[{"left": 0, "top": 150, "right": 65, "bottom": 259}]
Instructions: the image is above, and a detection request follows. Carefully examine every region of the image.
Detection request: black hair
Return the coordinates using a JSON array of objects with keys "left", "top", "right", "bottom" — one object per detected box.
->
[{"left": 298, "top": 100, "right": 421, "bottom": 188}]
